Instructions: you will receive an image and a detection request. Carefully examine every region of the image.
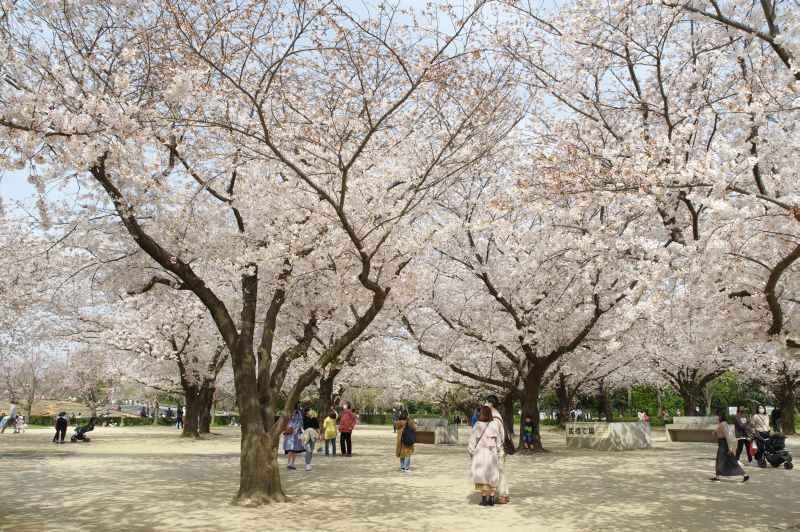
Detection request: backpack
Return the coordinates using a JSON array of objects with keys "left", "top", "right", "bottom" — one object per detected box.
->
[{"left": 401, "top": 421, "right": 416, "bottom": 446}]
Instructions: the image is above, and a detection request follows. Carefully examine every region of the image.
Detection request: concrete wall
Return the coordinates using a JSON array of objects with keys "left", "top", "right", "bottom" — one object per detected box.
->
[
  {"left": 665, "top": 416, "right": 718, "bottom": 443},
  {"left": 415, "top": 418, "right": 459, "bottom": 444},
  {"left": 566, "top": 422, "right": 652, "bottom": 451}
]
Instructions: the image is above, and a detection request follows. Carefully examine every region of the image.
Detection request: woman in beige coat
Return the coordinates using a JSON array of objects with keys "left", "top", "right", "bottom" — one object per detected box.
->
[
  {"left": 468, "top": 405, "right": 502, "bottom": 506},
  {"left": 395, "top": 411, "right": 417, "bottom": 473}
]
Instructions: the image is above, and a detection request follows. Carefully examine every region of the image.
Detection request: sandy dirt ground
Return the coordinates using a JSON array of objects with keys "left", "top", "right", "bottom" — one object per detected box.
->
[{"left": 0, "top": 424, "right": 797, "bottom": 532}]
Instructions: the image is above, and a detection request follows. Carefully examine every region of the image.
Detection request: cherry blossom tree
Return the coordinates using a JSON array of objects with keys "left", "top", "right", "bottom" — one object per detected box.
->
[
  {"left": 62, "top": 349, "right": 117, "bottom": 417},
  {"left": 0, "top": 0, "right": 520, "bottom": 503}
]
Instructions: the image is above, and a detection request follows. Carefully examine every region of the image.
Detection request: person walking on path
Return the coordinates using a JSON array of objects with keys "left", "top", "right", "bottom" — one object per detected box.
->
[
  {"left": 322, "top": 409, "right": 338, "bottom": 456},
  {"left": 392, "top": 407, "right": 399, "bottom": 434},
  {"left": 175, "top": 407, "right": 183, "bottom": 429},
  {"left": 339, "top": 402, "right": 357, "bottom": 457},
  {"left": 302, "top": 408, "right": 320, "bottom": 471},
  {"left": 471, "top": 407, "right": 480, "bottom": 428},
  {"left": 771, "top": 406, "right": 782, "bottom": 433},
  {"left": 485, "top": 395, "right": 510, "bottom": 504},
  {"left": 468, "top": 405, "right": 501, "bottom": 506},
  {"left": 283, "top": 405, "right": 304, "bottom": 470},
  {"left": 394, "top": 411, "right": 416, "bottom": 473},
  {"left": 53, "top": 412, "right": 68, "bottom": 443},
  {"left": 733, "top": 404, "right": 753, "bottom": 465},
  {"left": 710, "top": 409, "right": 750, "bottom": 483}
]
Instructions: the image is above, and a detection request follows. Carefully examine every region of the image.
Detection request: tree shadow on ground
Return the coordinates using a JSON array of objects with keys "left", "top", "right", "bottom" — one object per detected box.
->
[{"left": 0, "top": 426, "right": 798, "bottom": 531}]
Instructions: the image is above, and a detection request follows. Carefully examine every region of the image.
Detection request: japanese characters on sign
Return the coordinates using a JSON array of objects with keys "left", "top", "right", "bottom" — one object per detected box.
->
[{"left": 565, "top": 423, "right": 610, "bottom": 438}]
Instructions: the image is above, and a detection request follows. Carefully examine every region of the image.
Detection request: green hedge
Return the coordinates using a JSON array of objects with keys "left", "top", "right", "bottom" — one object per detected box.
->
[
  {"left": 24, "top": 415, "right": 176, "bottom": 427},
  {"left": 358, "top": 413, "right": 392, "bottom": 425},
  {"left": 212, "top": 415, "right": 240, "bottom": 426}
]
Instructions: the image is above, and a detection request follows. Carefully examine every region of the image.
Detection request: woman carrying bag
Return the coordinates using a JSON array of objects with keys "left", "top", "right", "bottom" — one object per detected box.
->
[
  {"left": 468, "top": 405, "right": 502, "bottom": 506},
  {"left": 394, "top": 411, "right": 417, "bottom": 473}
]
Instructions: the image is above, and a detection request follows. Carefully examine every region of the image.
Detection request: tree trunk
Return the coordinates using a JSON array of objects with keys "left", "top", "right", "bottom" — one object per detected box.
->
[
  {"left": 777, "top": 381, "right": 797, "bottom": 436},
  {"left": 199, "top": 382, "right": 215, "bottom": 434},
  {"left": 152, "top": 400, "right": 159, "bottom": 425},
  {"left": 318, "top": 375, "right": 335, "bottom": 421},
  {"left": 555, "top": 377, "right": 570, "bottom": 429},
  {"left": 627, "top": 386, "right": 633, "bottom": 417},
  {"left": 681, "top": 392, "right": 695, "bottom": 416},
  {"left": 677, "top": 381, "right": 698, "bottom": 415},
  {"left": 182, "top": 385, "right": 200, "bottom": 438},
  {"left": 237, "top": 427, "right": 286, "bottom": 504},
  {"left": 501, "top": 393, "right": 515, "bottom": 438},
  {"left": 603, "top": 400, "right": 614, "bottom": 423},
  {"left": 521, "top": 372, "right": 544, "bottom": 452},
  {"left": 232, "top": 364, "right": 286, "bottom": 505},
  {"left": 703, "top": 384, "right": 713, "bottom": 415},
  {"left": 598, "top": 381, "right": 613, "bottom": 422},
  {"left": 520, "top": 388, "right": 544, "bottom": 452},
  {"left": 655, "top": 387, "right": 663, "bottom": 420}
]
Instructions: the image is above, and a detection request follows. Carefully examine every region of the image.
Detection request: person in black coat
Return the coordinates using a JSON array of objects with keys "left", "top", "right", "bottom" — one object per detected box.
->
[
  {"left": 53, "top": 412, "right": 68, "bottom": 443},
  {"left": 771, "top": 406, "right": 782, "bottom": 433}
]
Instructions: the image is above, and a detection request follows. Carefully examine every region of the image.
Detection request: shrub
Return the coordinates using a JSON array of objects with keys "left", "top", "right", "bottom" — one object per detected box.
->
[
  {"left": 212, "top": 415, "right": 240, "bottom": 426},
  {"left": 358, "top": 413, "right": 391, "bottom": 425}
]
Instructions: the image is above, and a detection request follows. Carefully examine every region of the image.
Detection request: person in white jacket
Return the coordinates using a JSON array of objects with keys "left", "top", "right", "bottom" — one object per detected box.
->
[
  {"left": 468, "top": 405, "right": 501, "bottom": 506},
  {"left": 486, "top": 395, "right": 510, "bottom": 504}
]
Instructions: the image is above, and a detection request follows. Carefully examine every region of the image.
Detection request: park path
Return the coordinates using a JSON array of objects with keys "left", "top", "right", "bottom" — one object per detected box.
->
[{"left": 0, "top": 425, "right": 798, "bottom": 531}]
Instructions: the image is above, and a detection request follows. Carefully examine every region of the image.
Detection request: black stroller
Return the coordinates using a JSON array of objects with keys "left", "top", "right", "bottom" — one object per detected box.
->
[
  {"left": 751, "top": 431, "right": 793, "bottom": 470},
  {"left": 70, "top": 417, "right": 97, "bottom": 443}
]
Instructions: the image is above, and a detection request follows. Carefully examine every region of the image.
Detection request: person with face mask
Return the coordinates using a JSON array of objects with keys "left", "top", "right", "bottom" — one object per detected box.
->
[{"left": 751, "top": 404, "right": 771, "bottom": 465}]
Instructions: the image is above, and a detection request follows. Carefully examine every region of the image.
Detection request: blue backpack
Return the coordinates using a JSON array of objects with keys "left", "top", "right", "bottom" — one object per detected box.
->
[{"left": 402, "top": 421, "right": 416, "bottom": 446}]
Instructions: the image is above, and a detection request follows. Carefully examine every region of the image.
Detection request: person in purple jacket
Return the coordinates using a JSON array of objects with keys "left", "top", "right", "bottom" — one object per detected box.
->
[{"left": 283, "top": 405, "right": 304, "bottom": 470}]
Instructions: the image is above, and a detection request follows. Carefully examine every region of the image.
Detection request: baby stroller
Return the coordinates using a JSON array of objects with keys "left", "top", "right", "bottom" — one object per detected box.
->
[
  {"left": 70, "top": 417, "right": 97, "bottom": 443},
  {"left": 751, "top": 431, "right": 793, "bottom": 470}
]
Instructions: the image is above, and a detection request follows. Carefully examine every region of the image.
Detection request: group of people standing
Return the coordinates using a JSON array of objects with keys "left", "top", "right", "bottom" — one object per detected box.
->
[{"left": 282, "top": 402, "right": 357, "bottom": 471}]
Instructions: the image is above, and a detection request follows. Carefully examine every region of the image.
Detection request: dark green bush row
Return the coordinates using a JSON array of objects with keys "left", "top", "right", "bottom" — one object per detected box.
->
[
  {"left": 24, "top": 415, "right": 173, "bottom": 427},
  {"left": 358, "top": 413, "right": 392, "bottom": 425},
  {"left": 212, "top": 415, "right": 240, "bottom": 426}
]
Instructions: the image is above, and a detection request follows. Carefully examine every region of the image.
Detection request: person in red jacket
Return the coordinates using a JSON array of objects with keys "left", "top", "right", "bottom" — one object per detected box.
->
[{"left": 338, "top": 402, "right": 357, "bottom": 457}]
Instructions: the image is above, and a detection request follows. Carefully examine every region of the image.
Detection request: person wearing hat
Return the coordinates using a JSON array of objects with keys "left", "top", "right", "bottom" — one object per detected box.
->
[
  {"left": 485, "top": 395, "right": 510, "bottom": 504},
  {"left": 53, "top": 412, "right": 69, "bottom": 443},
  {"left": 302, "top": 407, "right": 320, "bottom": 471}
]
